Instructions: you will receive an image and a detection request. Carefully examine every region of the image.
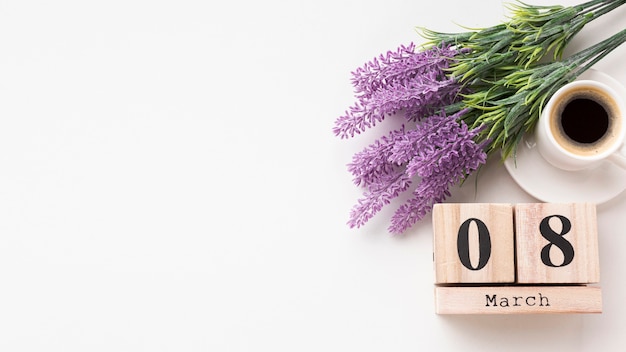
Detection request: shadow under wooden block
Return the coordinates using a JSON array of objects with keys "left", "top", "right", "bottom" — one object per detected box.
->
[
  {"left": 433, "top": 203, "right": 515, "bottom": 284},
  {"left": 515, "top": 203, "right": 600, "bottom": 284},
  {"left": 435, "top": 286, "right": 602, "bottom": 314}
]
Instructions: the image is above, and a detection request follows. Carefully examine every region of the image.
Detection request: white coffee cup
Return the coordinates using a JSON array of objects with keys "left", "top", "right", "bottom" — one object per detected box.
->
[{"left": 535, "top": 79, "right": 626, "bottom": 171}]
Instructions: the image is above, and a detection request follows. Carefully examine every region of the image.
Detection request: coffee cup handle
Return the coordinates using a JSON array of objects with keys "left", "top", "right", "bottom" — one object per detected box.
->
[{"left": 608, "top": 144, "right": 626, "bottom": 170}]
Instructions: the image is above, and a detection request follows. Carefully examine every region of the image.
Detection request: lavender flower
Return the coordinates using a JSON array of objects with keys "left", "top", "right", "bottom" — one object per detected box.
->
[
  {"left": 404, "top": 111, "right": 486, "bottom": 179},
  {"left": 388, "top": 112, "right": 488, "bottom": 234},
  {"left": 347, "top": 110, "right": 488, "bottom": 233},
  {"left": 333, "top": 43, "right": 462, "bottom": 139},
  {"left": 388, "top": 173, "right": 450, "bottom": 234},
  {"left": 347, "top": 171, "right": 413, "bottom": 230},
  {"left": 348, "top": 126, "right": 407, "bottom": 188},
  {"left": 351, "top": 43, "right": 458, "bottom": 100},
  {"left": 367, "top": 77, "right": 460, "bottom": 122}
]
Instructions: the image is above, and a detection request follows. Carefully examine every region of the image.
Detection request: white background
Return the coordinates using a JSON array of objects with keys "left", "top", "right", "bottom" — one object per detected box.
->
[{"left": 1, "top": 0, "right": 626, "bottom": 351}]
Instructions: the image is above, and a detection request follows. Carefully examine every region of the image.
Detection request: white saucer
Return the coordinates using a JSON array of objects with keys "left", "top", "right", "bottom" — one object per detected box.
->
[{"left": 504, "top": 69, "right": 626, "bottom": 203}]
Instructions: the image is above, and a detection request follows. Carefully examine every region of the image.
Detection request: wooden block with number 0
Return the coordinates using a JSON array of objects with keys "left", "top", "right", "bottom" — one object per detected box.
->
[
  {"left": 433, "top": 203, "right": 515, "bottom": 284},
  {"left": 515, "top": 203, "right": 600, "bottom": 284}
]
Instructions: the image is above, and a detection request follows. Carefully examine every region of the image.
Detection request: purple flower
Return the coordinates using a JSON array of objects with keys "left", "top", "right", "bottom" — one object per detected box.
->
[
  {"left": 347, "top": 171, "right": 413, "bottom": 230},
  {"left": 346, "top": 109, "right": 488, "bottom": 233},
  {"left": 387, "top": 173, "right": 450, "bottom": 234},
  {"left": 388, "top": 112, "right": 488, "bottom": 234},
  {"left": 404, "top": 110, "right": 486, "bottom": 178},
  {"left": 366, "top": 77, "right": 460, "bottom": 122},
  {"left": 336, "top": 43, "right": 487, "bottom": 233},
  {"left": 351, "top": 43, "right": 459, "bottom": 100},
  {"left": 348, "top": 126, "right": 407, "bottom": 188},
  {"left": 333, "top": 43, "right": 462, "bottom": 139}
]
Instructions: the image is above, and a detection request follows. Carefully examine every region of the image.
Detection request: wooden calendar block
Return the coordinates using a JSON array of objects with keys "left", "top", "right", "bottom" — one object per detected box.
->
[
  {"left": 515, "top": 203, "right": 600, "bottom": 284},
  {"left": 435, "top": 285, "right": 602, "bottom": 314},
  {"left": 433, "top": 203, "right": 515, "bottom": 284}
]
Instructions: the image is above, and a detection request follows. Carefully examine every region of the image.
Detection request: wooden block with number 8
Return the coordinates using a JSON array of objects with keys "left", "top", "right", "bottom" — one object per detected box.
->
[
  {"left": 433, "top": 203, "right": 515, "bottom": 284},
  {"left": 515, "top": 203, "right": 600, "bottom": 284}
]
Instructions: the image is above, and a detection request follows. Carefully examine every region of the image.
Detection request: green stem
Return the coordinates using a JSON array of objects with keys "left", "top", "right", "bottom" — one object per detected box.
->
[
  {"left": 580, "top": 0, "right": 626, "bottom": 17},
  {"left": 566, "top": 27, "right": 626, "bottom": 76}
]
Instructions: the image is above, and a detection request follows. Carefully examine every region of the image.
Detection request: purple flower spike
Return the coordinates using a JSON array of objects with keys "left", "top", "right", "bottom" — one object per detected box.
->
[
  {"left": 388, "top": 113, "right": 488, "bottom": 234},
  {"left": 347, "top": 171, "right": 413, "bottom": 229},
  {"left": 346, "top": 109, "right": 488, "bottom": 233},
  {"left": 387, "top": 173, "right": 450, "bottom": 234},
  {"left": 351, "top": 43, "right": 459, "bottom": 100},
  {"left": 333, "top": 44, "right": 463, "bottom": 139},
  {"left": 332, "top": 101, "right": 383, "bottom": 139},
  {"left": 348, "top": 127, "right": 407, "bottom": 188},
  {"left": 336, "top": 43, "right": 486, "bottom": 233}
]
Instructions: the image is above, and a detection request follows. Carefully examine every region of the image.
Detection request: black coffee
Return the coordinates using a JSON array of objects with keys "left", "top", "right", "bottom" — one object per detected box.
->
[
  {"left": 560, "top": 98, "right": 609, "bottom": 144},
  {"left": 550, "top": 85, "right": 620, "bottom": 157}
]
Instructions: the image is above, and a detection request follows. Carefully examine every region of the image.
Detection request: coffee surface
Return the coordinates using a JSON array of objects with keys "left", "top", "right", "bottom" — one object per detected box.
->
[
  {"left": 560, "top": 98, "right": 608, "bottom": 144},
  {"left": 550, "top": 86, "right": 621, "bottom": 156}
]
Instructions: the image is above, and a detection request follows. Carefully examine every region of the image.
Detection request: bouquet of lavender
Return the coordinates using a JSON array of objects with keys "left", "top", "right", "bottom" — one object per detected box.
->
[{"left": 334, "top": 0, "right": 626, "bottom": 234}]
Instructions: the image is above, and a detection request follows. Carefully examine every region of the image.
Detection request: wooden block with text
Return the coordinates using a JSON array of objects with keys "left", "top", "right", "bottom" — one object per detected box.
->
[
  {"left": 433, "top": 203, "right": 515, "bottom": 284},
  {"left": 433, "top": 202, "right": 602, "bottom": 315},
  {"left": 515, "top": 203, "right": 600, "bottom": 284},
  {"left": 435, "top": 286, "right": 602, "bottom": 314}
]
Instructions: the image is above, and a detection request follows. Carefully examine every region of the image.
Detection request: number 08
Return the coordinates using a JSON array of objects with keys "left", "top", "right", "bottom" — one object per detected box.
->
[{"left": 456, "top": 215, "right": 575, "bottom": 270}]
